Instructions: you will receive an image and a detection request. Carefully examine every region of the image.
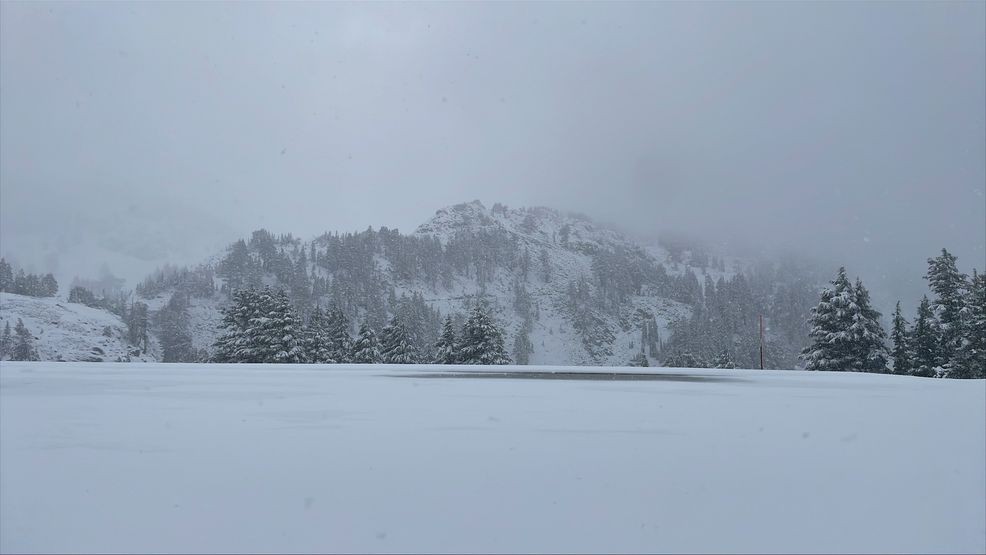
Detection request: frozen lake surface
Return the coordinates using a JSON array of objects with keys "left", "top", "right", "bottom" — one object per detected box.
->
[{"left": 1, "top": 362, "right": 984, "bottom": 553}]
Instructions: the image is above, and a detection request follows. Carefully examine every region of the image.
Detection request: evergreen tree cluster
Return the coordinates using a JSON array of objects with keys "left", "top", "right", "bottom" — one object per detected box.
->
[
  {"left": 800, "top": 249, "right": 983, "bottom": 379},
  {"left": 156, "top": 293, "right": 199, "bottom": 362},
  {"left": 67, "top": 285, "right": 132, "bottom": 319},
  {"left": 800, "top": 268, "right": 889, "bottom": 372},
  {"left": 137, "top": 264, "right": 215, "bottom": 299},
  {"left": 213, "top": 288, "right": 307, "bottom": 363},
  {"left": 661, "top": 257, "right": 819, "bottom": 369},
  {"left": 212, "top": 288, "right": 511, "bottom": 365},
  {"left": 888, "top": 249, "right": 984, "bottom": 379},
  {"left": 0, "top": 259, "right": 58, "bottom": 298},
  {"left": 0, "top": 318, "right": 39, "bottom": 361},
  {"left": 432, "top": 305, "right": 511, "bottom": 365}
]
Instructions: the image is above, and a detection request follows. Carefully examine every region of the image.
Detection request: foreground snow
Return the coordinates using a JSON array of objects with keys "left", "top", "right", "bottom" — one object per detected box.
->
[{"left": 1, "top": 364, "right": 983, "bottom": 554}]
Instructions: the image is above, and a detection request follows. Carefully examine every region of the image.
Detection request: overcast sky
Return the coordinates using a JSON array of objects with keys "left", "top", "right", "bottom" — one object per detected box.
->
[{"left": 1, "top": 1, "right": 984, "bottom": 308}]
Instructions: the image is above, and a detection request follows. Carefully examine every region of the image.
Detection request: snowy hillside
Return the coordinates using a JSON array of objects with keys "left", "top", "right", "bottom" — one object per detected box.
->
[
  {"left": 142, "top": 200, "right": 815, "bottom": 367},
  {"left": 131, "top": 201, "right": 707, "bottom": 366},
  {"left": 17, "top": 200, "right": 821, "bottom": 367},
  {"left": 2, "top": 363, "right": 983, "bottom": 553},
  {"left": 408, "top": 201, "right": 691, "bottom": 365},
  {"left": 0, "top": 293, "right": 153, "bottom": 362}
]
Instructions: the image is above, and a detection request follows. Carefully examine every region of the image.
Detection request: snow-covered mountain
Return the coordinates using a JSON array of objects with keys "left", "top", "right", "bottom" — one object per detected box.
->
[
  {"left": 127, "top": 200, "right": 696, "bottom": 366},
  {"left": 407, "top": 201, "right": 693, "bottom": 365},
  {"left": 3, "top": 201, "right": 822, "bottom": 367}
]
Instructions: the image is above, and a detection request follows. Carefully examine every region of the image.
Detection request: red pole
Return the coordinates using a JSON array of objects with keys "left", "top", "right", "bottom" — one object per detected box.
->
[{"left": 759, "top": 314, "right": 764, "bottom": 370}]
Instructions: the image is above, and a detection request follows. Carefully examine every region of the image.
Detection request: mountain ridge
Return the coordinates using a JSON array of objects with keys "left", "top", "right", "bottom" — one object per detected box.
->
[{"left": 2, "top": 201, "right": 823, "bottom": 368}]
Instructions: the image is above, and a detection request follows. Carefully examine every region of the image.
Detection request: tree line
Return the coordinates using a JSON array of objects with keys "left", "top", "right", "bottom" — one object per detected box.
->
[
  {"left": 0, "top": 258, "right": 58, "bottom": 298},
  {"left": 801, "top": 249, "right": 984, "bottom": 378},
  {"left": 211, "top": 286, "right": 510, "bottom": 365},
  {"left": 0, "top": 319, "right": 40, "bottom": 361}
]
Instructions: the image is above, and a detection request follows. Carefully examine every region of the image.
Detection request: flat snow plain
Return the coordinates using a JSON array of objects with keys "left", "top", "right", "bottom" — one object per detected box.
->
[{"left": 1, "top": 363, "right": 983, "bottom": 554}]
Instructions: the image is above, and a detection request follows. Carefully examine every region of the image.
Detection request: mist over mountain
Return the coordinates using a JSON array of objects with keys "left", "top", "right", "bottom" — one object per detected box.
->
[
  {"left": 0, "top": 182, "right": 239, "bottom": 287},
  {"left": 2, "top": 200, "right": 834, "bottom": 368}
]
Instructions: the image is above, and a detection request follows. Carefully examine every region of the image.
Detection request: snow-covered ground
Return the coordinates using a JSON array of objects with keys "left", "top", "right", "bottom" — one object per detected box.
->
[{"left": 1, "top": 363, "right": 983, "bottom": 554}]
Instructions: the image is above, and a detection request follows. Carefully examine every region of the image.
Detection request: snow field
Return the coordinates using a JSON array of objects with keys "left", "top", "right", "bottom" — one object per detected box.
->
[{"left": 1, "top": 363, "right": 983, "bottom": 553}]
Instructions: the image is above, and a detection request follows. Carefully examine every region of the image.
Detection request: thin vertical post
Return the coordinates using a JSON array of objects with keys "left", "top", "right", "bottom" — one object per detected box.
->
[{"left": 759, "top": 314, "right": 765, "bottom": 370}]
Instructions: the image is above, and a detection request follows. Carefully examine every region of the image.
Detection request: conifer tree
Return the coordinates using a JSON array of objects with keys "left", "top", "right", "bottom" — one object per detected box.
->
[
  {"left": 11, "top": 319, "right": 38, "bottom": 361},
  {"left": 0, "top": 321, "right": 11, "bottom": 359},
  {"left": 890, "top": 301, "right": 911, "bottom": 375},
  {"left": 380, "top": 315, "right": 418, "bottom": 364},
  {"left": 0, "top": 258, "right": 12, "bottom": 292},
  {"left": 212, "top": 287, "right": 306, "bottom": 363},
  {"left": 925, "top": 248, "right": 969, "bottom": 369},
  {"left": 213, "top": 288, "right": 260, "bottom": 362},
  {"left": 126, "top": 302, "right": 149, "bottom": 353},
  {"left": 255, "top": 288, "right": 307, "bottom": 363},
  {"left": 801, "top": 268, "right": 856, "bottom": 371},
  {"left": 40, "top": 274, "right": 58, "bottom": 297},
  {"left": 305, "top": 307, "right": 334, "bottom": 363},
  {"left": 955, "top": 270, "right": 985, "bottom": 379},
  {"left": 910, "top": 296, "right": 941, "bottom": 377},
  {"left": 327, "top": 308, "right": 354, "bottom": 363},
  {"left": 158, "top": 293, "right": 193, "bottom": 362},
  {"left": 851, "top": 278, "right": 889, "bottom": 373},
  {"left": 434, "top": 316, "right": 458, "bottom": 364},
  {"left": 458, "top": 304, "right": 510, "bottom": 365},
  {"left": 352, "top": 323, "right": 381, "bottom": 363}
]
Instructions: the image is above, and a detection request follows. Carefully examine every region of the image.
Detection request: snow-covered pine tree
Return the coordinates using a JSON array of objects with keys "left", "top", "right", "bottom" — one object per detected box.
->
[
  {"left": 352, "top": 323, "right": 381, "bottom": 364},
  {"left": 211, "top": 287, "right": 305, "bottom": 363},
  {"left": 925, "top": 248, "right": 969, "bottom": 371},
  {"left": 910, "top": 296, "right": 942, "bottom": 378},
  {"left": 890, "top": 301, "right": 911, "bottom": 375},
  {"left": 327, "top": 308, "right": 354, "bottom": 363},
  {"left": 305, "top": 307, "right": 334, "bottom": 363},
  {"left": 0, "top": 321, "right": 11, "bottom": 359},
  {"left": 955, "top": 269, "right": 985, "bottom": 379},
  {"left": 158, "top": 293, "right": 193, "bottom": 362},
  {"left": 434, "top": 316, "right": 457, "bottom": 364},
  {"left": 126, "top": 302, "right": 149, "bottom": 353},
  {"left": 213, "top": 288, "right": 260, "bottom": 363},
  {"left": 380, "top": 315, "right": 418, "bottom": 364},
  {"left": 40, "top": 274, "right": 58, "bottom": 297},
  {"left": 254, "top": 288, "right": 307, "bottom": 363},
  {"left": 801, "top": 267, "right": 856, "bottom": 371},
  {"left": 0, "top": 258, "right": 12, "bottom": 292},
  {"left": 850, "top": 278, "right": 889, "bottom": 373},
  {"left": 11, "top": 319, "right": 38, "bottom": 361},
  {"left": 458, "top": 304, "right": 510, "bottom": 365}
]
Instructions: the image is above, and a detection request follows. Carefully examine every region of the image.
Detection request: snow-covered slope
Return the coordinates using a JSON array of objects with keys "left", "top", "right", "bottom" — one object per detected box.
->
[
  {"left": 15, "top": 200, "right": 815, "bottom": 366},
  {"left": 2, "top": 363, "right": 983, "bottom": 553},
  {"left": 407, "top": 201, "right": 689, "bottom": 365},
  {"left": 0, "top": 293, "right": 154, "bottom": 362},
  {"left": 132, "top": 200, "right": 698, "bottom": 366}
]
